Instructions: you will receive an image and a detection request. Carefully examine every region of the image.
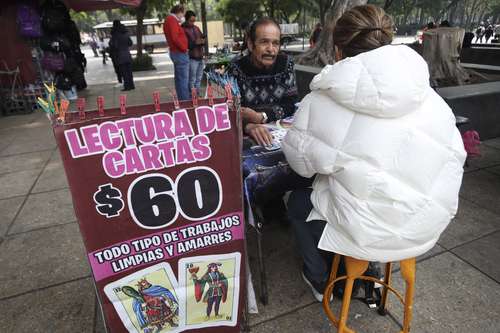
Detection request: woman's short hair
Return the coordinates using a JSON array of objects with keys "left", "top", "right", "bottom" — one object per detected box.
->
[
  {"left": 170, "top": 4, "right": 185, "bottom": 14},
  {"left": 332, "top": 5, "right": 394, "bottom": 58}
]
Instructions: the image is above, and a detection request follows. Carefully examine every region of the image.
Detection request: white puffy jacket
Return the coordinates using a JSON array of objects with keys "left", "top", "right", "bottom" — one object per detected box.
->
[{"left": 282, "top": 45, "right": 466, "bottom": 262}]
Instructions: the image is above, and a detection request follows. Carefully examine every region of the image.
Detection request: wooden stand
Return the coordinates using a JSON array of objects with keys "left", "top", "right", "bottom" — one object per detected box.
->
[{"left": 323, "top": 254, "right": 416, "bottom": 333}]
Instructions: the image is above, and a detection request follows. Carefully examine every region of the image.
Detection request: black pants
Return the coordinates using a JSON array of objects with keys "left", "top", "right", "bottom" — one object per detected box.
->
[
  {"left": 111, "top": 57, "right": 122, "bottom": 83},
  {"left": 119, "top": 62, "right": 134, "bottom": 90},
  {"left": 287, "top": 188, "right": 331, "bottom": 283}
]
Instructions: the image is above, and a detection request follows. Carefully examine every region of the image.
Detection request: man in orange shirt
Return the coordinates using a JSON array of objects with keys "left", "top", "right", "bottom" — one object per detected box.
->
[{"left": 163, "top": 4, "right": 190, "bottom": 100}]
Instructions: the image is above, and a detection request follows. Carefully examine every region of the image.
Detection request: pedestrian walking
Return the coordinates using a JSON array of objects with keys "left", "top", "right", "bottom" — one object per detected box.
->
[
  {"left": 89, "top": 38, "right": 99, "bottom": 57},
  {"left": 109, "top": 21, "right": 135, "bottom": 91},
  {"left": 485, "top": 23, "right": 494, "bottom": 43},
  {"left": 99, "top": 37, "right": 107, "bottom": 64},
  {"left": 163, "top": 4, "right": 190, "bottom": 101},
  {"left": 182, "top": 10, "right": 205, "bottom": 96},
  {"left": 475, "top": 22, "right": 485, "bottom": 43},
  {"left": 108, "top": 20, "right": 123, "bottom": 85}
]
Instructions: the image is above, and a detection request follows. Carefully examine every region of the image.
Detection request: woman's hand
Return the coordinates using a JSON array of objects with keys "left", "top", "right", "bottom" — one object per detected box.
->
[
  {"left": 245, "top": 123, "right": 273, "bottom": 146},
  {"left": 241, "top": 107, "right": 264, "bottom": 124}
]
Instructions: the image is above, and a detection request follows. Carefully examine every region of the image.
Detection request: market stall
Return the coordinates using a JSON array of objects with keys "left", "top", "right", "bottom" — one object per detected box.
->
[{"left": 0, "top": 0, "right": 140, "bottom": 115}]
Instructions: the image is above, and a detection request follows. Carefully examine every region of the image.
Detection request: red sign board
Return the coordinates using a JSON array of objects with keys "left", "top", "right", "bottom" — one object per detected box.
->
[{"left": 53, "top": 97, "right": 245, "bottom": 333}]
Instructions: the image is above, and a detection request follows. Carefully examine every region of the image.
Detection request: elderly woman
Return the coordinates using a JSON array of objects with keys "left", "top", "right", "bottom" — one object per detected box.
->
[{"left": 282, "top": 5, "right": 466, "bottom": 302}]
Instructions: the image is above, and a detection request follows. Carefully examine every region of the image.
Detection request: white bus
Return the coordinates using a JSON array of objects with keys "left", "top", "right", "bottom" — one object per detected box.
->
[{"left": 93, "top": 18, "right": 166, "bottom": 53}]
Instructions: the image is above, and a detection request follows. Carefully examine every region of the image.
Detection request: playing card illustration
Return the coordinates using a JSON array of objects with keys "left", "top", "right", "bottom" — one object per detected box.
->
[
  {"left": 104, "top": 262, "right": 183, "bottom": 333},
  {"left": 178, "top": 252, "right": 241, "bottom": 330}
]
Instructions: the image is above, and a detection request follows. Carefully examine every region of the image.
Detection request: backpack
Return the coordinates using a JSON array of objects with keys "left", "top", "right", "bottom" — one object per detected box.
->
[
  {"left": 17, "top": 4, "right": 42, "bottom": 37},
  {"left": 41, "top": 51, "right": 64, "bottom": 72}
]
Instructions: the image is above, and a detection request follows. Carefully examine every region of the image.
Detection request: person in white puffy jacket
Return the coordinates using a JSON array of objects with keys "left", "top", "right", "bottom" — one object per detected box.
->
[{"left": 282, "top": 5, "right": 466, "bottom": 302}]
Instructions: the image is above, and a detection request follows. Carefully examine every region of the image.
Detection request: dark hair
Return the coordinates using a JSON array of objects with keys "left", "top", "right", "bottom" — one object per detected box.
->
[
  {"left": 170, "top": 4, "right": 185, "bottom": 14},
  {"left": 248, "top": 17, "right": 281, "bottom": 44},
  {"left": 426, "top": 21, "right": 436, "bottom": 29},
  {"left": 439, "top": 20, "right": 450, "bottom": 27},
  {"left": 185, "top": 10, "right": 196, "bottom": 21},
  {"left": 332, "top": 5, "right": 393, "bottom": 58}
]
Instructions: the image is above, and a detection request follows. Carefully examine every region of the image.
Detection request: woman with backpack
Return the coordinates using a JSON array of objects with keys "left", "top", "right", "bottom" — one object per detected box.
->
[{"left": 283, "top": 4, "right": 466, "bottom": 302}]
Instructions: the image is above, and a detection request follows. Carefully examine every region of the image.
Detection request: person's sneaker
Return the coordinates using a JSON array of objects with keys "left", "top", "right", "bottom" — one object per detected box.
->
[
  {"left": 363, "top": 262, "right": 383, "bottom": 308},
  {"left": 301, "top": 271, "right": 333, "bottom": 302}
]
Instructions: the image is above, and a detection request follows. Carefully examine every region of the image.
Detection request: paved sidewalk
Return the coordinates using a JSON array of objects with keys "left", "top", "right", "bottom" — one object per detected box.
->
[{"left": 1, "top": 108, "right": 500, "bottom": 332}]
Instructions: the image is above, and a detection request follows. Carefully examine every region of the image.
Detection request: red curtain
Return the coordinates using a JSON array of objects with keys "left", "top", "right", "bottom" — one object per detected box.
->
[{"left": 0, "top": 1, "right": 37, "bottom": 84}]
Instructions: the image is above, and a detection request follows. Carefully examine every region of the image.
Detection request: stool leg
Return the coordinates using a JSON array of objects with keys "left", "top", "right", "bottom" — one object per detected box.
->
[
  {"left": 378, "top": 262, "right": 393, "bottom": 316},
  {"left": 338, "top": 257, "right": 368, "bottom": 333},
  {"left": 328, "top": 253, "right": 341, "bottom": 284},
  {"left": 400, "top": 258, "right": 416, "bottom": 333}
]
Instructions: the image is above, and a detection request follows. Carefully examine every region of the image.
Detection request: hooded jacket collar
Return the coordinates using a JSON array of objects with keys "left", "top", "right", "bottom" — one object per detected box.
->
[{"left": 310, "top": 45, "right": 430, "bottom": 118}]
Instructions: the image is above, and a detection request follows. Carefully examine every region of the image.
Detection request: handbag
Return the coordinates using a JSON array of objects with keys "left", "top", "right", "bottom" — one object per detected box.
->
[{"left": 41, "top": 52, "right": 64, "bottom": 72}]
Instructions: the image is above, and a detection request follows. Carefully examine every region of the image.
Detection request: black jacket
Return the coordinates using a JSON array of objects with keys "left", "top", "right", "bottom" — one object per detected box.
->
[{"left": 109, "top": 27, "right": 133, "bottom": 64}]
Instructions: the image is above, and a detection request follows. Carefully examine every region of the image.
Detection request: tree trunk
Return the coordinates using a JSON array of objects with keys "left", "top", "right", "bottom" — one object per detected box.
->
[
  {"left": 200, "top": 0, "right": 209, "bottom": 56},
  {"left": 135, "top": 0, "right": 147, "bottom": 57},
  {"left": 318, "top": 0, "right": 330, "bottom": 27},
  {"left": 422, "top": 27, "right": 470, "bottom": 86},
  {"left": 296, "top": 0, "right": 368, "bottom": 67},
  {"left": 418, "top": 7, "right": 424, "bottom": 25},
  {"left": 449, "top": 0, "right": 459, "bottom": 24},
  {"left": 383, "top": 0, "right": 394, "bottom": 10},
  {"left": 269, "top": 0, "right": 275, "bottom": 19}
]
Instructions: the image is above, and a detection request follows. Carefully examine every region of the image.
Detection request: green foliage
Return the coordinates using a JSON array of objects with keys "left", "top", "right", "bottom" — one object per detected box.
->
[
  {"left": 216, "top": 0, "right": 311, "bottom": 25},
  {"left": 120, "top": 0, "right": 173, "bottom": 18},
  {"left": 132, "top": 54, "right": 156, "bottom": 71},
  {"left": 70, "top": 10, "right": 102, "bottom": 32},
  {"left": 216, "top": 0, "right": 263, "bottom": 27},
  {"left": 377, "top": 0, "right": 500, "bottom": 31},
  {"left": 70, "top": 9, "right": 133, "bottom": 32}
]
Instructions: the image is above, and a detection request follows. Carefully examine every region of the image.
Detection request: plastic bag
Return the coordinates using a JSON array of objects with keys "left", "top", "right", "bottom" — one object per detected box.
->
[{"left": 462, "top": 130, "right": 481, "bottom": 157}]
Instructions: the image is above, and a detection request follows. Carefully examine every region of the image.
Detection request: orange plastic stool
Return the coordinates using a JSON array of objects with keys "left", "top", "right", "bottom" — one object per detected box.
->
[{"left": 322, "top": 254, "right": 416, "bottom": 333}]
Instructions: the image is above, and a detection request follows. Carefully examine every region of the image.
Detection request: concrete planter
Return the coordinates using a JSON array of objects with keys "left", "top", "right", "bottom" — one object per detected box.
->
[
  {"left": 294, "top": 64, "right": 322, "bottom": 99},
  {"left": 461, "top": 47, "right": 500, "bottom": 67},
  {"left": 437, "top": 82, "right": 500, "bottom": 140}
]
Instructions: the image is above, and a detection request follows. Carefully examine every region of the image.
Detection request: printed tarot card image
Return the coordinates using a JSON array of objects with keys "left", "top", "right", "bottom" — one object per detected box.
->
[
  {"left": 178, "top": 252, "right": 241, "bottom": 329},
  {"left": 104, "top": 262, "right": 184, "bottom": 333}
]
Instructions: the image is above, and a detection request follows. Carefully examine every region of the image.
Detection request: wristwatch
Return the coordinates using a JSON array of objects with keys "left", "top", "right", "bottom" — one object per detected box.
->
[{"left": 261, "top": 112, "right": 268, "bottom": 123}]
